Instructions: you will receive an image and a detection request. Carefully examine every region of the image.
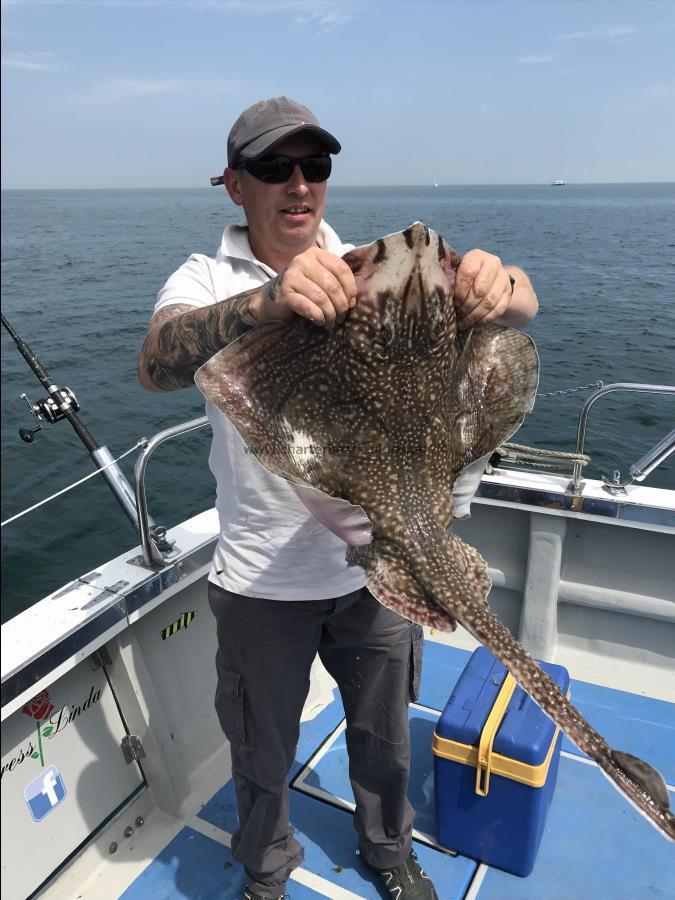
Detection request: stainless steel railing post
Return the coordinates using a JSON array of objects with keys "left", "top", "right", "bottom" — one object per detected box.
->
[
  {"left": 571, "top": 383, "right": 675, "bottom": 495},
  {"left": 133, "top": 416, "right": 210, "bottom": 566}
]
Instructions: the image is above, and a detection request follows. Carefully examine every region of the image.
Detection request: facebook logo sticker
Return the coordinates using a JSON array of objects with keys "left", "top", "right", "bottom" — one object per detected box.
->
[{"left": 24, "top": 766, "right": 67, "bottom": 822}]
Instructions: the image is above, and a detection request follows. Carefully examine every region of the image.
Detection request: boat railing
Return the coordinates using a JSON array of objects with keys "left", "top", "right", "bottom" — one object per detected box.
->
[
  {"left": 570, "top": 382, "right": 675, "bottom": 496},
  {"left": 134, "top": 415, "right": 211, "bottom": 567},
  {"left": 132, "top": 383, "right": 674, "bottom": 566}
]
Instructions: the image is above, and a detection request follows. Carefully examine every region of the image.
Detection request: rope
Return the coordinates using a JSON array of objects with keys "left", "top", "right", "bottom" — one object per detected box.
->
[
  {"left": 1, "top": 440, "right": 146, "bottom": 528},
  {"left": 493, "top": 442, "right": 591, "bottom": 472}
]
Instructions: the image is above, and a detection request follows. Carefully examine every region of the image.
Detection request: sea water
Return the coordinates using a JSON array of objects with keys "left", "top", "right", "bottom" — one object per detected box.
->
[{"left": 2, "top": 184, "right": 674, "bottom": 620}]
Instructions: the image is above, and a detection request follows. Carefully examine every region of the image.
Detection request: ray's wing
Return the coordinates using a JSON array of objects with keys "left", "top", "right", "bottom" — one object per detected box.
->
[
  {"left": 195, "top": 319, "right": 361, "bottom": 498},
  {"left": 450, "top": 324, "right": 539, "bottom": 480}
]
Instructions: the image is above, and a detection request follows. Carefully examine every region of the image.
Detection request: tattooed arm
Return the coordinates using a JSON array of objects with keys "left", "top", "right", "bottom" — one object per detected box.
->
[
  {"left": 137, "top": 280, "right": 281, "bottom": 392},
  {"left": 138, "top": 246, "right": 357, "bottom": 392}
]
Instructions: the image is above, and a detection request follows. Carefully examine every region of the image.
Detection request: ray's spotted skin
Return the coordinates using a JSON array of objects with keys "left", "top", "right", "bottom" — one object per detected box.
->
[{"left": 195, "top": 222, "right": 675, "bottom": 841}]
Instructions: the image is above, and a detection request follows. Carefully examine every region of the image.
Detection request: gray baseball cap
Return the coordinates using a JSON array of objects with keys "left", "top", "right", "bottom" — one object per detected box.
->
[{"left": 227, "top": 96, "right": 341, "bottom": 167}]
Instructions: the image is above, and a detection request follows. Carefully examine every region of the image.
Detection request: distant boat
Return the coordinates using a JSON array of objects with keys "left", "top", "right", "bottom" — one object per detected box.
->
[
  {"left": 550, "top": 179, "right": 566, "bottom": 186},
  {"left": 433, "top": 180, "right": 439, "bottom": 188}
]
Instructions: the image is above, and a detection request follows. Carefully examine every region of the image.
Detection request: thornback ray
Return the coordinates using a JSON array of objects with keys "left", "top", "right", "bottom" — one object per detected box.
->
[{"left": 195, "top": 222, "right": 675, "bottom": 841}]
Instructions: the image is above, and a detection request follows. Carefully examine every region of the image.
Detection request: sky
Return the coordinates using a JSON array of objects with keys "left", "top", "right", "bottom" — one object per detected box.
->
[{"left": 1, "top": 0, "right": 674, "bottom": 188}]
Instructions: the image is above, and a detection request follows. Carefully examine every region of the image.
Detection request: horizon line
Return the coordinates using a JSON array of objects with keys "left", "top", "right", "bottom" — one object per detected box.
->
[{"left": 2, "top": 180, "right": 674, "bottom": 192}]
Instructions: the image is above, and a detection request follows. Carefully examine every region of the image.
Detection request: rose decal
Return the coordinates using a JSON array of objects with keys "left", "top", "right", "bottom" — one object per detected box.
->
[
  {"left": 22, "top": 690, "right": 55, "bottom": 766},
  {"left": 22, "top": 690, "right": 55, "bottom": 722}
]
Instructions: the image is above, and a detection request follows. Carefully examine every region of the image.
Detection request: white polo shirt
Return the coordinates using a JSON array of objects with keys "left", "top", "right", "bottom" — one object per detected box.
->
[{"left": 155, "top": 221, "right": 367, "bottom": 600}]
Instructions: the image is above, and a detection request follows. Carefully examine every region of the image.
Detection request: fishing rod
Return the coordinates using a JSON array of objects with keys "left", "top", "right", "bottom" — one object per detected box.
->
[
  {"left": 1, "top": 312, "right": 172, "bottom": 555},
  {"left": 3, "top": 312, "right": 101, "bottom": 450}
]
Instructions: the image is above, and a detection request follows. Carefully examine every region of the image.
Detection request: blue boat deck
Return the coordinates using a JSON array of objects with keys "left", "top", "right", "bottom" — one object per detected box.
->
[{"left": 120, "top": 640, "right": 675, "bottom": 899}]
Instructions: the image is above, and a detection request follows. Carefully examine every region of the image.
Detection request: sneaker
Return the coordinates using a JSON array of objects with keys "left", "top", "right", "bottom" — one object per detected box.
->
[
  {"left": 242, "top": 889, "right": 287, "bottom": 900},
  {"left": 377, "top": 851, "right": 439, "bottom": 899}
]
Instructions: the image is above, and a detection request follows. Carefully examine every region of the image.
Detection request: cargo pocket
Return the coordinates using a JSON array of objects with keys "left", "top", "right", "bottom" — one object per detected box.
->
[
  {"left": 214, "top": 668, "right": 246, "bottom": 752},
  {"left": 408, "top": 622, "right": 424, "bottom": 702}
]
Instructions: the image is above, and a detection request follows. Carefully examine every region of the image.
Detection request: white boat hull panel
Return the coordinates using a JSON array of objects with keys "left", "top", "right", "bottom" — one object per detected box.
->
[
  {"left": 1, "top": 470, "right": 674, "bottom": 896},
  {"left": 1, "top": 661, "right": 144, "bottom": 900}
]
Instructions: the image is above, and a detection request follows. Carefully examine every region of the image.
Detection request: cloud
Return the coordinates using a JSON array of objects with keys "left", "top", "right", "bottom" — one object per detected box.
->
[
  {"left": 79, "top": 76, "right": 243, "bottom": 104},
  {"left": 517, "top": 54, "right": 554, "bottom": 64},
  {"left": 1, "top": 0, "right": 357, "bottom": 34},
  {"left": 194, "top": 0, "right": 356, "bottom": 32},
  {"left": 294, "top": 6, "right": 355, "bottom": 32},
  {"left": 555, "top": 24, "right": 636, "bottom": 41},
  {"left": 643, "top": 82, "right": 675, "bottom": 102},
  {"left": 1, "top": 51, "right": 55, "bottom": 71}
]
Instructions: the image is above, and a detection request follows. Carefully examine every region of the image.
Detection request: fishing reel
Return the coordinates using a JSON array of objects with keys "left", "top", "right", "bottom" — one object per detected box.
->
[{"left": 19, "top": 388, "right": 80, "bottom": 442}]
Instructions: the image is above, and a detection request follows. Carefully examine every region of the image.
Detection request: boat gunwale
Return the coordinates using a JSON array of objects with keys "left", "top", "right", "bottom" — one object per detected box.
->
[{"left": 2, "top": 469, "right": 673, "bottom": 720}]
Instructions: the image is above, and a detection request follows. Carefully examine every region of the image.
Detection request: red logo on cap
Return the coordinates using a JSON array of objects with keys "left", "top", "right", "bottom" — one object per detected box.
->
[{"left": 297, "top": 120, "right": 305, "bottom": 125}]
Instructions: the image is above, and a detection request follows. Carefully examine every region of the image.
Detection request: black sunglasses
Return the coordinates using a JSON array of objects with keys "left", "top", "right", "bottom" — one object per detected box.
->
[{"left": 236, "top": 154, "right": 332, "bottom": 184}]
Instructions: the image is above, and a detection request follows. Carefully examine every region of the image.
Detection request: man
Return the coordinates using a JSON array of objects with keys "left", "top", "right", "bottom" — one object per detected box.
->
[{"left": 138, "top": 97, "right": 538, "bottom": 900}]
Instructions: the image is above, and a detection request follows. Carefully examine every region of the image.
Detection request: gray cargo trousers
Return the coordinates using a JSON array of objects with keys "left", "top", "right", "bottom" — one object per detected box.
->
[{"left": 208, "top": 582, "right": 424, "bottom": 897}]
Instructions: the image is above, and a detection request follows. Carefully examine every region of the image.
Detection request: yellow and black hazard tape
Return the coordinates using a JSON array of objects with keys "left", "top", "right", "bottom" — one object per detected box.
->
[{"left": 161, "top": 611, "right": 197, "bottom": 640}]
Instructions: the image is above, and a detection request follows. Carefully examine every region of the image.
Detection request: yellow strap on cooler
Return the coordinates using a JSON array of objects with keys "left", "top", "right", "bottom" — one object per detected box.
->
[{"left": 475, "top": 672, "right": 517, "bottom": 797}]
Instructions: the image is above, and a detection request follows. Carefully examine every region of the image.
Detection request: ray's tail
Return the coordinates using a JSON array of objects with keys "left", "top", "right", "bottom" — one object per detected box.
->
[{"left": 426, "top": 558, "right": 675, "bottom": 842}]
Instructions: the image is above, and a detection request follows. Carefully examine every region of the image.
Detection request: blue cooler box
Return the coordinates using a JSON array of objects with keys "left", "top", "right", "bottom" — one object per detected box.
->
[{"left": 432, "top": 647, "right": 570, "bottom": 877}]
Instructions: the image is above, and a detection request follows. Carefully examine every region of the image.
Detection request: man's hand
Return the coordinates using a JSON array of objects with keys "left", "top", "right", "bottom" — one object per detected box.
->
[
  {"left": 258, "top": 247, "right": 357, "bottom": 330},
  {"left": 454, "top": 249, "right": 513, "bottom": 328},
  {"left": 453, "top": 249, "right": 538, "bottom": 329}
]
